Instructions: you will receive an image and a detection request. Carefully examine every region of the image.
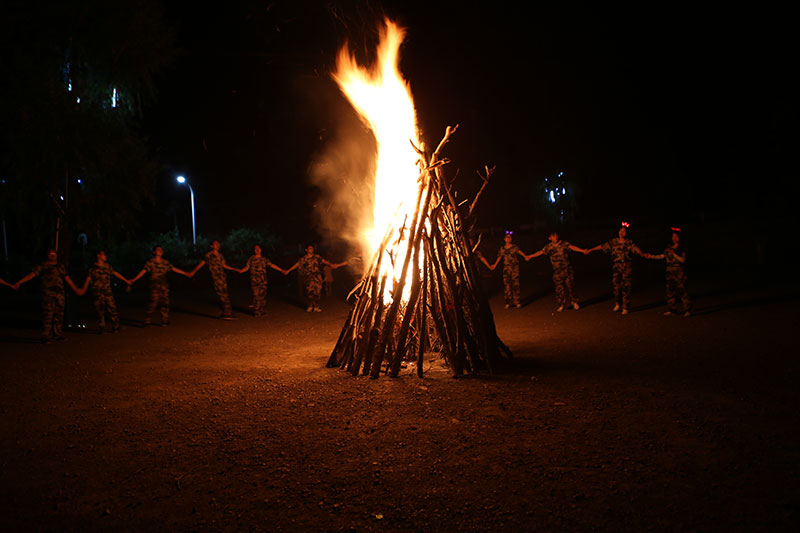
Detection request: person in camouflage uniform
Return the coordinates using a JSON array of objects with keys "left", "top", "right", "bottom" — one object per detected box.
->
[
  {"left": 489, "top": 231, "right": 529, "bottom": 309},
  {"left": 79, "top": 250, "right": 130, "bottom": 333},
  {"left": 129, "top": 245, "right": 192, "bottom": 326},
  {"left": 644, "top": 228, "right": 691, "bottom": 317},
  {"left": 14, "top": 249, "right": 83, "bottom": 342},
  {"left": 284, "top": 245, "right": 345, "bottom": 312},
  {"left": 191, "top": 240, "right": 239, "bottom": 320},
  {"left": 587, "top": 222, "right": 645, "bottom": 315},
  {"left": 236, "top": 244, "right": 286, "bottom": 317},
  {"left": 526, "top": 232, "right": 588, "bottom": 312}
]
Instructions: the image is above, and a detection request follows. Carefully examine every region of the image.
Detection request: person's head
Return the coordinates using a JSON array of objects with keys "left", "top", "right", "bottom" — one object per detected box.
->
[
  {"left": 153, "top": 245, "right": 163, "bottom": 257},
  {"left": 96, "top": 250, "right": 107, "bottom": 263},
  {"left": 211, "top": 240, "right": 220, "bottom": 251},
  {"left": 548, "top": 232, "right": 559, "bottom": 243},
  {"left": 305, "top": 245, "right": 315, "bottom": 255},
  {"left": 504, "top": 230, "right": 513, "bottom": 244},
  {"left": 46, "top": 249, "right": 57, "bottom": 261},
  {"left": 253, "top": 244, "right": 262, "bottom": 255},
  {"left": 619, "top": 222, "right": 630, "bottom": 239},
  {"left": 671, "top": 227, "right": 682, "bottom": 245}
]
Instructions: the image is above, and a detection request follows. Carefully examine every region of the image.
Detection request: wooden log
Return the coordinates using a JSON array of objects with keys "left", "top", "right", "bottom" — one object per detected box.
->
[
  {"left": 369, "top": 173, "right": 429, "bottom": 379},
  {"left": 417, "top": 238, "right": 428, "bottom": 378}
]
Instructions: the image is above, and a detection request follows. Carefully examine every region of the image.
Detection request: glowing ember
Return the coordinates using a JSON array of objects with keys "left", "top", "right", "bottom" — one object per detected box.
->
[{"left": 333, "top": 19, "right": 423, "bottom": 303}]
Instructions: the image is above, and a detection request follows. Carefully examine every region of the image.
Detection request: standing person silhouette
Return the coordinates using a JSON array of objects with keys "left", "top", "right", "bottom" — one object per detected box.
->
[
  {"left": 129, "top": 245, "right": 192, "bottom": 326},
  {"left": 488, "top": 231, "right": 529, "bottom": 309},
  {"left": 586, "top": 222, "right": 646, "bottom": 315}
]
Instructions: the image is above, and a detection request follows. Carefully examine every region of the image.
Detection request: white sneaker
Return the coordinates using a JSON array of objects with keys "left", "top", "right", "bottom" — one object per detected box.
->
[
  {"left": 621, "top": 309, "right": 629, "bottom": 315},
  {"left": 306, "top": 306, "right": 313, "bottom": 312},
  {"left": 613, "top": 304, "right": 620, "bottom": 312},
  {"left": 515, "top": 304, "right": 521, "bottom": 309},
  {"left": 314, "top": 307, "right": 322, "bottom": 312},
  {"left": 557, "top": 306, "right": 564, "bottom": 313},
  {"left": 683, "top": 311, "right": 691, "bottom": 317},
  {"left": 663, "top": 311, "right": 672, "bottom": 316},
  {"left": 504, "top": 304, "right": 510, "bottom": 309},
  {"left": 572, "top": 302, "right": 580, "bottom": 310}
]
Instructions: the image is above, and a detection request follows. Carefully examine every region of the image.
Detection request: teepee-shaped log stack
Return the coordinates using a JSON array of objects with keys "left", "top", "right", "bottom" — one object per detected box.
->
[{"left": 327, "top": 125, "right": 512, "bottom": 378}]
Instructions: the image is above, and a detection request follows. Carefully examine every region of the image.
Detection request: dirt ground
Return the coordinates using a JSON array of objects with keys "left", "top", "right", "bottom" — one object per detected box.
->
[{"left": 1, "top": 265, "right": 798, "bottom": 531}]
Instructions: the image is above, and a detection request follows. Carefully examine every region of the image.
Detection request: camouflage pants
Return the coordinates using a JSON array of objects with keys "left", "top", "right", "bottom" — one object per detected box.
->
[
  {"left": 212, "top": 274, "right": 232, "bottom": 316},
  {"left": 146, "top": 282, "right": 170, "bottom": 324},
  {"left": 93, "top": 289, "right": 119, "bottom": 329},
  {"left": 306, "top": 275, "right": 323, "bottom": 308},
  {"left": 612, "top": 262, "right": 632, "bottom": 309},
  {"left": 41, "top": 290, "right": 65, "bottom": 339},
  {"left": 251, "top": 281, "right": 267, "bottom": 317},
  {"left": 503, "top": 265, "right": 520, "bottom": 306},
  {"left": 666, "top": 268, "right": 691, "bottom": 313},
  {"left": 553, "top": 266, "right": 577, "bottom": 307}
]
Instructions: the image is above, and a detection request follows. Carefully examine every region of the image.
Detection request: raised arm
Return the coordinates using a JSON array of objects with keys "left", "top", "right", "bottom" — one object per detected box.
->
[
  {"left": 190, "top": 260, "right": 206, "bottom": 277},
  {"left": 268, "top": 262, "right": 287, "bottom": 275},
  {"left": 666, "top": 248, "right": 686, "bottom": 263},
  {"left": 171, "top": 266, "right": 192, "bottom": 278},
  {"left": 568, "top": 244, "right": 588, "bottom": 254},
  {"left": 13, "top": 271, "right": 37, "bottom": 289},
  {"left": 322, "top": 258, "right": 347, "bottom": 269},
  {"left": 284, "top": 261, "right": 299, "bottom": 275},
  {"left": 129, "top": 269, "right": 147, "bottom": 284},
  {"left": 64, "top": 275, "right": 82, "bottom": 294},
  {"left": 586, "top": 244, "right": 603, "bottom": 255},
  {"left": 0, "top": 277, "right": 14, "bottom": 289},
  {"left": 112, "top": 270, "right": 130, "bottom": 285},
  {"left": 525, "top": 250, "right": 544, "bottom": 261},
  {"left": 633, "top": 244, "right": 646, "bottom": 257}
]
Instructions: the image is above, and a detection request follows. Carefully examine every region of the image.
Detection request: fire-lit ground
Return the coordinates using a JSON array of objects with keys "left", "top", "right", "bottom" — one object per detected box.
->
[{"left": 0, "top": 268, "right": 798, "bottom": 530}]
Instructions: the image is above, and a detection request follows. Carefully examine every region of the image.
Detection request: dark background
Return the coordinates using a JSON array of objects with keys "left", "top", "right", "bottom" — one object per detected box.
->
[{"left": 2, "top": 0, "right": 797, "bottom": 261}]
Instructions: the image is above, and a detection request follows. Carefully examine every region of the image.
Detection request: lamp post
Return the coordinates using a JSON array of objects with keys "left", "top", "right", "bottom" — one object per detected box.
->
[{"left": 176, "top": 176, "right": 196, "bottom": 247}]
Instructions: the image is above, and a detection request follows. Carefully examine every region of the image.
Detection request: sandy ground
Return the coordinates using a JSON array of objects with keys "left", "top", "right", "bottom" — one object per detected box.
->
[{"left": 0, "top": 265, "right": 798, "bottom": 531}]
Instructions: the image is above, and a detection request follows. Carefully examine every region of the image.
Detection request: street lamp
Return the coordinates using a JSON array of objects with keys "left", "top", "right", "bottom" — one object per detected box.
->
[{"left": 176, "top": 176, "right": 196, "bottom": 246}]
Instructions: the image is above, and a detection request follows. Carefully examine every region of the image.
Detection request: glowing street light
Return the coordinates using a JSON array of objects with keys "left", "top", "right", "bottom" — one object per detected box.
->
[{"left": 176, "top": 176, "right": 196, "bottom": 246}]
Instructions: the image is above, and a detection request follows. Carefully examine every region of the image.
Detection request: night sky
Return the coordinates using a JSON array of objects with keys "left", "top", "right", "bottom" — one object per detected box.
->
[{"left": 143, "top": 1, "right": 796, "bottom": 243}]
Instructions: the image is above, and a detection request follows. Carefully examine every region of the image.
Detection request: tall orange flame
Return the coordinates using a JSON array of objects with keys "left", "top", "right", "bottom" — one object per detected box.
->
[{"left": 333, "top": 19, "right": 423, "bottom": 302}]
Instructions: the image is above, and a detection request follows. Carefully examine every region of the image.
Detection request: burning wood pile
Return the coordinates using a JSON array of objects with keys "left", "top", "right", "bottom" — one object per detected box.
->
[
  {"left": 327, "top": 128, "right": 512, "bottom": 378},
  {"left": 325, "top": 19, "right": 511, "bottom": 378}
]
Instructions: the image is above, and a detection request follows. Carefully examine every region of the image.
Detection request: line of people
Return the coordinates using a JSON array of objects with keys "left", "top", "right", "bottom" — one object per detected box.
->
[
  {"left": 479, "top": 222, "right": 691, "bottom": 317},
  {"left": 0, "top": 241, "right": 349, "bottom": 343}
]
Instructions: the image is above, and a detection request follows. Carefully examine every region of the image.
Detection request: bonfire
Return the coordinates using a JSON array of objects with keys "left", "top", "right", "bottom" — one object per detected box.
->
[{"left": 327, "top": 19, "right": 512, "bottom": 378}]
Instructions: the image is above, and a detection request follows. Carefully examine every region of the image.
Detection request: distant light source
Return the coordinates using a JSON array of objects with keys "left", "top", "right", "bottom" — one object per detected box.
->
[
  {"left": 176, "top": 176, "right": 196, "bottom": 246},
  {"left": 111, "top": 87, "right": 118, "bottom": 108}
]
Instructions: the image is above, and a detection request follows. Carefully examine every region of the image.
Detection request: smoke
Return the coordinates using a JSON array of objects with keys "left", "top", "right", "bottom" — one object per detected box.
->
[{"left": 308, "top": 111, "right": 377, "bottom": 256}]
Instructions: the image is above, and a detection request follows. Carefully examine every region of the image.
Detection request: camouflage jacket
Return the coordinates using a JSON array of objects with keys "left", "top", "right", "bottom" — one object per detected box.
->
[
  {"left": 602, "top": 238, "right": 638, "bottom": 263},
  {"left": 299, "top": 254, "right": 323, "bottom": 280},
  {"left": 498, "top": 244, "right": 521, "bottom": 269},
  {"left": 664, "top": 247, "right": 686, "bottom": 270},
  {"left": 541, "top": 241, "right": 573, "bottom": 270},
  {"left": 33, "top": 262, "right": 67, "bottom": 293},
  {"left": 144, "top": 258, "right": 173, "bottom": 285},
  {"left": 204, "top": 251, "right": 226, "bottom": 279},
  {"left": 88, "top": 262, "right": 114, "bottom": 293},
  {"left": 246, "top": 255, "right": 269, "bottom": 282}
]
